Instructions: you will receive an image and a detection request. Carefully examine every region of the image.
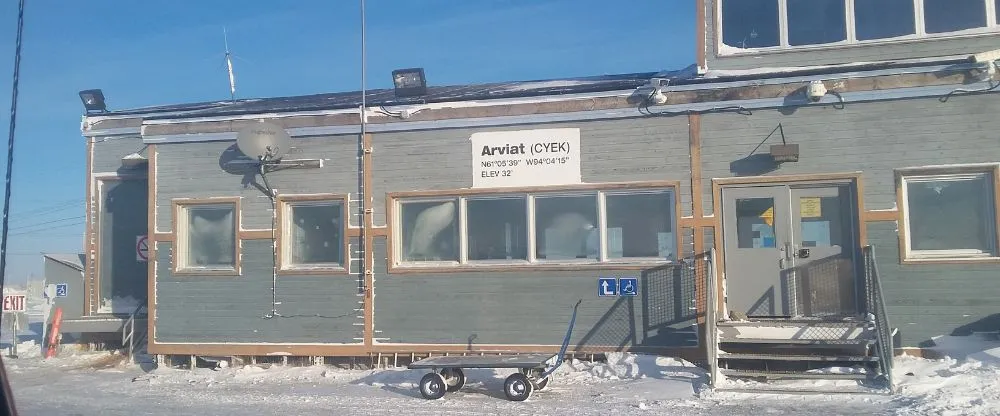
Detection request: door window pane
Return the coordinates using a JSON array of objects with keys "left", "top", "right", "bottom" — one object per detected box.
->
[
  {"left": 534, "top": 195, "right": 598, "bottom": 260},
  {"left": 797, "top": 196, "right": 842, "bottom": 248},
  {"left": 736, "top": 198, "right": 776, "bottom": 249},
  {"left": 905, "top": 174, "right": 996, "bottom": 255},
  {"left": 287, "top": 203, "right": 342, "bottom": 265},
  {"left": 787, "top": 0, "right": 847, "bottom": 46},
  {"left": 185, "top": 205, "right": 236, "bottom": 268},
  {"left": 400, "top": 200, "right": 458, "bottom": 262},
  {"left": 854, "top": 0, "right": 916, "bottom": 41},
  {"left": 721, "top": 0, "right": 780, "bottom": 49},
  {"left": 606, "top": 192, "right": 675, "bottom": 260},
  {"left": 467, "top": 197, "right": 527, "bottom": 261},
  {"left": 924, "top": 0, "right": 986, "bottom": 34}
]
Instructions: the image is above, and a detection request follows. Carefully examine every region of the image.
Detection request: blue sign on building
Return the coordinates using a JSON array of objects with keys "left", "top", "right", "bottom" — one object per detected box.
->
[
  {"left": 55, "top": 283, "right": 68, "bottom": 298},
  {"left": 619, "top": 277, "right": 638, "bottom": 296},
  {"left": 598, "top": 277, "right": 618, "bottom": 297}
]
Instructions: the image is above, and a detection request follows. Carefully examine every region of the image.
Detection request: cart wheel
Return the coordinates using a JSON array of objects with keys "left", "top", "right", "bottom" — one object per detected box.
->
[
  {"left": 503, "top": 372, "right": 534, "bottom": 402},
  {"left": 440, "top": 368, "right": 466, "bottom": 392},
  {"left": 419, "top": 372, "right": 447, "bottom": 400},
  {"left": 519, "top": 368, "right": 550, "bottom": 391}
]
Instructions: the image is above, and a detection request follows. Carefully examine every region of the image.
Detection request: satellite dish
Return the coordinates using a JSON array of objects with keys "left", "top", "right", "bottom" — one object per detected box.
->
[{"left": 236, "top": 121, "right": 292, "bottom": 162}]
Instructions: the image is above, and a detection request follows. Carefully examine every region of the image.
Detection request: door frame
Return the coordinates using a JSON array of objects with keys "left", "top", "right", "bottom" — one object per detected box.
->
[
  {"left": 711, "top": 172, "right": 866, "bottom": 317},
  {"left": 91, "top": 173, "right": 149, "bottom": 316}
]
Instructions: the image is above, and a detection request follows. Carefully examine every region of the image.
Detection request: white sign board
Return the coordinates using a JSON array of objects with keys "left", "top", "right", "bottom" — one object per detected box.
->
[
  {"left": 2, "top": 295, "right": 25, "bottom": 312},
  {"left": 470, "top": 128, "right": 581, "bottom": 188},
  {"left": 136, "top": 235, "right": 149, "bottom": 262}
]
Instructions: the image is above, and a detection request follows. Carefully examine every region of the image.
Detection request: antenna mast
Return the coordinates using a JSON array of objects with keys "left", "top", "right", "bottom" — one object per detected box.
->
[{"left": 224, "top": 27, "right": 236, "bottom": 102}]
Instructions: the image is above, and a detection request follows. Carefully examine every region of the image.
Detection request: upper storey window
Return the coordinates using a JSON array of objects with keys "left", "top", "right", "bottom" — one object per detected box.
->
[{"left": 720, "top": 0, "right": 999, "bottom": 54}]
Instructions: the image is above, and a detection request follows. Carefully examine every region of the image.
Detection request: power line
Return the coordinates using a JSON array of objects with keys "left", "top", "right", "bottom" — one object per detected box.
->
[
  {"left": 9, "top": 215, "right": 84, "bottom": 231},
  {"left": 10, "top": 222, "right": 82, "bottom": 237}
]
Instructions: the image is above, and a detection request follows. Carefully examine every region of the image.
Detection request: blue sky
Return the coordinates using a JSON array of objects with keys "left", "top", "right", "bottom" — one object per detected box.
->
[{"left": 0, "top": 0, "right": 695, "bottom": 283}]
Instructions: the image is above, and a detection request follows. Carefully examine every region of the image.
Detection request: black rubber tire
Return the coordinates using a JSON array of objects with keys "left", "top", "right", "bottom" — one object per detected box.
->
[
  {"left": 440, "top": 368, "right": 466, "bottom": 392},
  {"left": 503, "top": 372, "right": 534, "bottom": 402},
  {"left": 419, "top": 372, "right": 447, "bottom": 400}
]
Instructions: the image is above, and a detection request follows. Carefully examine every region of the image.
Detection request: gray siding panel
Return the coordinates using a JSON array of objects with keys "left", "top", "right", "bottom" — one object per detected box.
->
[
  {"left": 155, "top": 136, "right": 361, "bottom": 232},
  {"left": 154, "top": 240, "right": 363, "bottom": 343},
  {"left": 704, "top": 0, "right": 1000, "bottom": 71},
  {"left": 93, "top": 136, "right": 144, "bottom": 173},
  {"left": 867, "top": 222, "right": 1000, "bottom": 347},
  {"left": 700, "top": 94, "right": 1000, "bottom": 216},
  {"left": 372, "top": 238, "right": 699, "bottom": 348},
  {"left": 372, "top": 117, "right": 693, "bottom": 226}
]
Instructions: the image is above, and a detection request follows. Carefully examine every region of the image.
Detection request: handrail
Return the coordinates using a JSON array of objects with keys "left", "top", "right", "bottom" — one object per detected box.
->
[
  {"left": 862, "top": 245, "right": 894, "bottom": 391},
  {"left": 121, "top": 298, "right": 148, "bottom": 364},
  {"left": 705, "top": 248, "right": 720, "bottom": 387}
]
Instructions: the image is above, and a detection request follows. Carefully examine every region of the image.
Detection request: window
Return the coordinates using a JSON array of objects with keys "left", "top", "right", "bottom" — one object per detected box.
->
[
  {"left": 400, "top": 200, "right": 459, "bottom": 262},
  {"left": 854, "top": 0, "right": 916, "bottom": 41},
  {"left": 467, "top": 197, "right": 527, "bottom": 261},
  {"left": 534, "top": 195, "right": 599, "bottom": 260},
  {"left": 392, "top": 185, "right": 678, "bottom": 267},
  {"left": 924, "top": 0, "right": 987, "bottom": 34},
  {"left": 901, "top": 171, "right": 998, "bottom": 260},
  {"left": 721, "top": 0, "right": 780, "bottom": 49},
  {"left": 787, "top": 0, "right": 847, "bottom": 46},
  {"left": 605, "top": 192, "right": 675, "bottom": 259},
  {"left": 280, "top": 198, "right": 345, "bottom": 271},
  {"left": 176, "top": 201, "right": 238, "bottom": 272},
  {"left": 719, "top": 0, "right": 1000, "bottom": 54}
]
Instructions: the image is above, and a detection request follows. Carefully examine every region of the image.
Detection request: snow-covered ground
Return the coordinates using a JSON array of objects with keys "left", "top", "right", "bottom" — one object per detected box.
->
[{"left": 1, "top": 335, "right": 997, "bottom": 416}]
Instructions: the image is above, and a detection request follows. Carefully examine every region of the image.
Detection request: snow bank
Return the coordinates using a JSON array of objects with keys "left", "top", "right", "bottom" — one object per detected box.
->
[
  {"left": 555, "top": 352, "right": 705, "bottom": 385},
  {"left": 891, "top": 355, "right": 1000, "bottom": 416}
]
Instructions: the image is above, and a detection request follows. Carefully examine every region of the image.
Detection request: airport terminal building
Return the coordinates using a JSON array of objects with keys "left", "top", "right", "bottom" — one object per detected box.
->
[{"left": 55, "top": 0, "right": 1000, "bottom": 369}]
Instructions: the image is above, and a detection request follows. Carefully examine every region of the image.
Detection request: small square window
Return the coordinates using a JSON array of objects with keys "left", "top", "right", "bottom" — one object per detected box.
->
[
  {"left": 466, "top": 197, "right": 528, "bottom": 261},
  {"left": 902, "top": 172, "right": 997, "bottom": 260},
  {"left": 534, "top": 194, "right": 599, "bottom": 261},
  {"left": 721, "top": 0, "right": 780, "bottom": 49},
  {"left": 605, "top": 191, "right": 676, "bottom": 260},
  {"left": 282, "top": 201, "right": 344, "bottom": 269},
  {"left": 177, "top": 202, "right": 237, "bottom": 271},
  {"left": 399, "top": 200, "right": 459, "bottom": 262}
]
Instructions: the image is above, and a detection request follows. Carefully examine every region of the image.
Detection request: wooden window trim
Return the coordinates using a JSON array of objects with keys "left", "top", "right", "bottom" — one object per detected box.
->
[
  {"left": 387, "top": 181, "right": 683, "bottom": 274},
  {"left": 896, "top": 164, "right": 1000, "bottom": 264},
  {"left": 276, "top": 193, "right": 350, "bottom": 276},
  {"left": 172, "top": 197, "right": 242, "bottom": 276}
]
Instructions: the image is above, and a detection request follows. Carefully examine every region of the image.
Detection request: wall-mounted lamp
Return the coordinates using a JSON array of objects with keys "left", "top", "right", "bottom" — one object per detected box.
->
[
  {"left": 121, "top": 146, "right": 148, "bottom": 169},
  {"left": 392, "top": 68, "right": 427, "bottom": 98},
  {"left": 79, "top": 89, "right": 107, "bottom": 113}
]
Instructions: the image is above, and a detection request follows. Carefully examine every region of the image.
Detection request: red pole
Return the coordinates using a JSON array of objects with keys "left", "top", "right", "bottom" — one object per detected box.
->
[{"left": 45, "top": 307, "right": 62, "bottom": 359}]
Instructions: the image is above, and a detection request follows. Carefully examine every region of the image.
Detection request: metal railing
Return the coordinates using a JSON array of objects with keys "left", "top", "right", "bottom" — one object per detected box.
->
[
  {"left": 704, "top": 248, "right": 721, "bottom": 387},
  {"left": 121, "top": 299, "right": 148, "bottom": 364},
  {"left": 861, "top": 245, "right": 894, "bottom": 391}
]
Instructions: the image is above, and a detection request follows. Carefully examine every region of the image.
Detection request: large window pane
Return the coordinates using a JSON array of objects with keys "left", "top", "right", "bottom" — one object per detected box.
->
[
  {"left": 721, "top": 0, "right": 780, "bottom": 49},
  {"left": 400, "top": 200, "right": 458, "bottom": 262},
  {"left": 467, "top": 197, "right": 527, "bottom": 261},
  {"left": 185, "top": 205, "right": 236, "bottom": 268},
  {"left": 534, "top": 195, "right": 598, "bottom": 260},
  {"left": 854, "top": 0, "right": 916, "bottom": 41},
  {"left": 787, "top": 0, "right": 847, "bottom": 46},
  {"left": 924, "top": 0, "right": 986, "bottom": 34},
  {"left": 906, "top": 174, "right": 995, "bottom": 255},
  {"left": 606, "top": 192, "right": 675, "bottom": 260},
  {"left": 288, "top": 203, "right": 342, "bottom": 265}
]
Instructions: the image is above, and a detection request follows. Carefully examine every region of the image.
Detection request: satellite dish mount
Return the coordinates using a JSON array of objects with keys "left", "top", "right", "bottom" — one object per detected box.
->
[{"left": 233, "top": 121, "right": 322, "bottom": 197}]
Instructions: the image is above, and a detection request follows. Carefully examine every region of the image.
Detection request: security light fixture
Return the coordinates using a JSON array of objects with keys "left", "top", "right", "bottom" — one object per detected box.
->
[
  {"left": 392, "top": 68, "right": 427, "bottom": 98},
  {"left": 79, "top": 89, "right": 107, "bottom": 113}
]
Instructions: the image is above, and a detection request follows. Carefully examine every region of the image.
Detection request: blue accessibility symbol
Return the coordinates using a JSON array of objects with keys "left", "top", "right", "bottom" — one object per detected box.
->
[
  {"left": 598, "top": 277, "right": 618, "bottom": 297},
  {"left": 619, "top": 277, "right": 638, "bottom": 297}
]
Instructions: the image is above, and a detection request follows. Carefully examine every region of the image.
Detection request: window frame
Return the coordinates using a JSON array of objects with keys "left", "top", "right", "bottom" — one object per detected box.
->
[
  {"left": 897, "top": 164, "right": 1000, "bottom": 263},
  {"left": 276, "top": 194, "right": 350, "bottom": 275},
  {"left": 716, "top": 0, "right": 1000, "bottom": 57},
  {"left": 172, "top": 197, "right": 242, "bottom": 276},
  {"left": 388, "top": 181, "right": 682, "bottom": 272}
]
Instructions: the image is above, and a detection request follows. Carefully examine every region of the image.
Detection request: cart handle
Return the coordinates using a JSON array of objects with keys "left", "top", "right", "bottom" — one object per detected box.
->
[{"left": 539, "top": 299, "right": 582, "bottom": 379}]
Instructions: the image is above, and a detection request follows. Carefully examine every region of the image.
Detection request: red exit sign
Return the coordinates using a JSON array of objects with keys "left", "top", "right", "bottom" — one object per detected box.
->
[{"left": 2, "top": 295, "right": 25, "bottom": 312}]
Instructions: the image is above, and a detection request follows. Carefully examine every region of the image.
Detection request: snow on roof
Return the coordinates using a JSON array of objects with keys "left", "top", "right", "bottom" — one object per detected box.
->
[{"left": 43, "top": 253, "right": 85, "bottom": 271}]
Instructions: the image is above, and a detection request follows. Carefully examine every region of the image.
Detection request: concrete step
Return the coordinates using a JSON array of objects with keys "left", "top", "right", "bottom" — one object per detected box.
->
[
  {"left": 719, "top": 353, "right": 879, "bottom": 362},
  {"left": 720, "top": 368, "right": 870, "bottom": 380}
]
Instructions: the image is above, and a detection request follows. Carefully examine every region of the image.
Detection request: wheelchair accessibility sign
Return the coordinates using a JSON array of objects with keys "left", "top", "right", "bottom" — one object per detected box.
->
[{"left": 597, "top": 277, "right": 638, "bottom": 297}]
